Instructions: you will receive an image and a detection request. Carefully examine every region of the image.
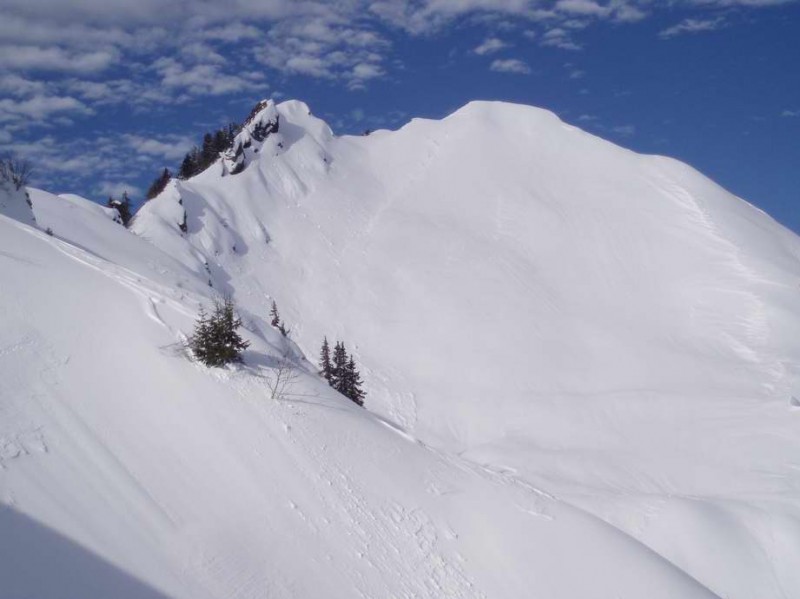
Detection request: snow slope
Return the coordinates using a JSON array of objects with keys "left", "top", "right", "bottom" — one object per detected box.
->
[
  {"left": 0, "top": 213, "right": 717, "bottom": 598},
  {"left": 1, "top": 98, "right": 798, "bottom": 598},
  {"left": 133, "top": 99, "right": 800, "bottom": 599}
]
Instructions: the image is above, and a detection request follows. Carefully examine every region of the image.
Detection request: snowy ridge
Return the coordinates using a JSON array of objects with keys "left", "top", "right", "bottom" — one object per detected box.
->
[{"left": 3, "top": 98, "right": 800, "bottom": 598}]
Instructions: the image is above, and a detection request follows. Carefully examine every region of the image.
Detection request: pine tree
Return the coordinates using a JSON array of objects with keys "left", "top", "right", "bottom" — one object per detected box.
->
[
  {"left": 319, "top": 337, "right": 333, "bottom": 383},
  {"left": 118, "top": 191, "right": 133, "bottom": 227},
  {"left": 178, "top": 153, "right": 192, "bottom": 179},
  {"left": 217, "top": 297, "right": 249, "bottom": 362},
  {"left": 227, "top": 122, "right": 240, "bottom": 142},
  {"left": 178, "top": 148, "right": 199, "bottom": 179},
  {"left": 146, "top": 168, "right": 171, "bottom": 200},
  {"left": 213, "top": 128, "right": 230, "bottom": 154},
  {"left": 106, "top": 192, "right": 134, "bottom": 228},
  {"left": 269, "top": 300, "right": 289, "bottom": 336},
  {"left": 270, "top": 300, "right": 280, "bottom": 327},
  {"left": 189, "top": 298, "right": 249, "bottom": 366},
  {"left": 201, "top": 132, "right": 216, "bottom": 168},
  {"left": 188, "top": 306, "right": 213, "bottom": 365},
  {"left": 331, "top": 341, "right": 348, "bottom": 393},
  {"left": 321, "top": 338, "right": 366, "bottom": 407},
  {"left": 344, "top": 356, "right": 365, "bottom": 407}
]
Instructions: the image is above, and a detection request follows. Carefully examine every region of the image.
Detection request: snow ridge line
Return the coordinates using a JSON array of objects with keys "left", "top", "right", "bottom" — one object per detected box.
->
[
  {"left": 18, "top": 219, "right": 203, "bottom": 331},
  {"left": 657, "top": 175, "right": 781, "bottom": 384}
]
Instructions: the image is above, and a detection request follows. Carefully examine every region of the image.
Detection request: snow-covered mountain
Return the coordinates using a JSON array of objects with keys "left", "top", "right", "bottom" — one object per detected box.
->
[{"left": 2, "top": 99, "right": 800, "bottom": 599}]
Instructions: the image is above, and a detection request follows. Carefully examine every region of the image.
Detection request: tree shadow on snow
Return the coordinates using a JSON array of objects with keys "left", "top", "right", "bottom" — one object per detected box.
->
[{"left": 0, "top": 507, "right": 173, "bottom": 599}]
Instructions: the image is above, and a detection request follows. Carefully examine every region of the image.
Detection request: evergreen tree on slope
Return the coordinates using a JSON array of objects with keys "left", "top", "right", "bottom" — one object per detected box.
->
[
  {"left": 269, "top": 300, "right": 289, "bottom": 336},
  {"left": 189, "top": 298, "right": 249, "bottom": 367},
  {"left": 146, "top": 168, "right": 171, "bottom": 200},
  {"left": 331, "top": 341, "right": 348, "bottom": 393},
  {"left": 343, "top": 355, "right": 365, "bottom": 407},
  {"left": 319, "top": 337, "right": 333, "bottom": 383}
]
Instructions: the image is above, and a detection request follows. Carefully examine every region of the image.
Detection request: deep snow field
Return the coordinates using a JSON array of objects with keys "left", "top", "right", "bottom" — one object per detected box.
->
[{"left": 2, "top": 99, "right": 800, "bottom": 598}]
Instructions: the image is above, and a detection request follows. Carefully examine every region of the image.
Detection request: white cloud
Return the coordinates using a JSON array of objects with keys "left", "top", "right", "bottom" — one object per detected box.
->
[
  {"left": 122, "top": 134, "right": 195, "bottom": 161},
  {"left": 0, "top": 45, "right": 118, "bottom": 73},
  {"left": 660, "top": 17, "right": 727, "bottom": 38},
  {"left": 97, "top": 180, "right": 142, "bottom": 199},
  {"left": 152, "top": 58, "right": 268, "bottom": 96},
  {"left": 687, "top": 0, "right": 794, "bottom": 5},
  {"left": 541, "top": 27, "right": 582, "bottom": 50},
  {"left": 474, "top": 37, "right": 508, "bottom": 55},
  {"left": 61, "top": 78, "right": 172, "bottom": 106},
  {"left": 254, "top": 16, "right": 388, "bottom": 87},
  {"left": 555, "top": 0, "right": 646, "bottom": 22},
  {"left": 490, "top": 58, "right": 531, "bottom": 74},
  {"left": 782, "top": 109, "right": 800, "bottom": 117},
  {"left": 555, "top": 0, "right": 609, "bottom": 17},
  {"left": 282, "top": 55, "right": 331, "bottom": 78},
  {"left": 0, "top": 95, "right": 93, "bottom": 123},
  {"left": 614, "top": 4, "right": 647, "bottom": 23},
  {"left": 612, "top": 124, "right": 636, "bottom": 136},
  {"left": 180, "top": 42, "right": 227, "bottom": 65},
  {"left": 347, "top": 62, "right": 385, "bottom": 89},
  {"left": 0, "top": 74, "right": 48, "bottom": 97},
  {"left": 201, "top": 22, "right": 263, "bottom": 42}
]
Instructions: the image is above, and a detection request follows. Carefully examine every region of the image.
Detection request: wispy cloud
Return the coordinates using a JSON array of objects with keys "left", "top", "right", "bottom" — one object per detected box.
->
[
  {"left": 660, "top": 17, "right": 727, "bottom": 39},
  {"left": 121, "top": 134, "right": 196, "bottom": 161},
  {"left": 0, "top": 45, "right": 118, "bottom": 73},
  {"left": 490, "top": 58, "right": 532, "bottom": 75},
  {"left": 474, "top": 37, "right": 508, "bottom": 55},
  {"left": 97, "top": 180, "right": 142, "bottom": 199},
  {"left": 152, "top": 58, "right": 268, "bottom": 97},
  {"left": 541, "top": 28, "right": 583, "bottom": 50},
  {"left": 611, "top": 124, "right": 636, "bottom": 137},
  {"left": 0, "top": 95, "right": 93, "bottom": 123}
]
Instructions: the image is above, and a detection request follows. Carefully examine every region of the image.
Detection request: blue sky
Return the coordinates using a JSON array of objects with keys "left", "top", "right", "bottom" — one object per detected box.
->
[{"left": 0, "top": 0, "right": 798, "bottom": 230}]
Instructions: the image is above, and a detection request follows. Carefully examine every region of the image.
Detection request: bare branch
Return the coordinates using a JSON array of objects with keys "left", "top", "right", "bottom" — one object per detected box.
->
[{"left": 267, "top": 353, "right": 301, "bottom": 400}]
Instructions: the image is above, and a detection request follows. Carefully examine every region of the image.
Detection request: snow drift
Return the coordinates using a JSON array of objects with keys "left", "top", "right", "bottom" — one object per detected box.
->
[{"left": 2, "top": 98, "right": 800, "bottom": 598}]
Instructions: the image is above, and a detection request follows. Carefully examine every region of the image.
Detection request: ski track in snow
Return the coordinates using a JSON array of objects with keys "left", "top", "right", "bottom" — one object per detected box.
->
[{"left": 32, "top": 223, "right": 201, "bottom": 331}]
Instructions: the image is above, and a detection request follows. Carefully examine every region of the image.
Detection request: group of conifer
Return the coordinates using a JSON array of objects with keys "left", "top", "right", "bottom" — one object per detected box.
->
[
  {"left": 319, "top": 337, "right": 365, "bottom": 407},
  {"left": 188, "top": 298, "right": 365, "bottom": 407},
  {"left": 188, "top": 298, "right": 250, "bottom": 367},
  {"left": 177, "top": 124, "right": 240, "bottom": 180}
]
